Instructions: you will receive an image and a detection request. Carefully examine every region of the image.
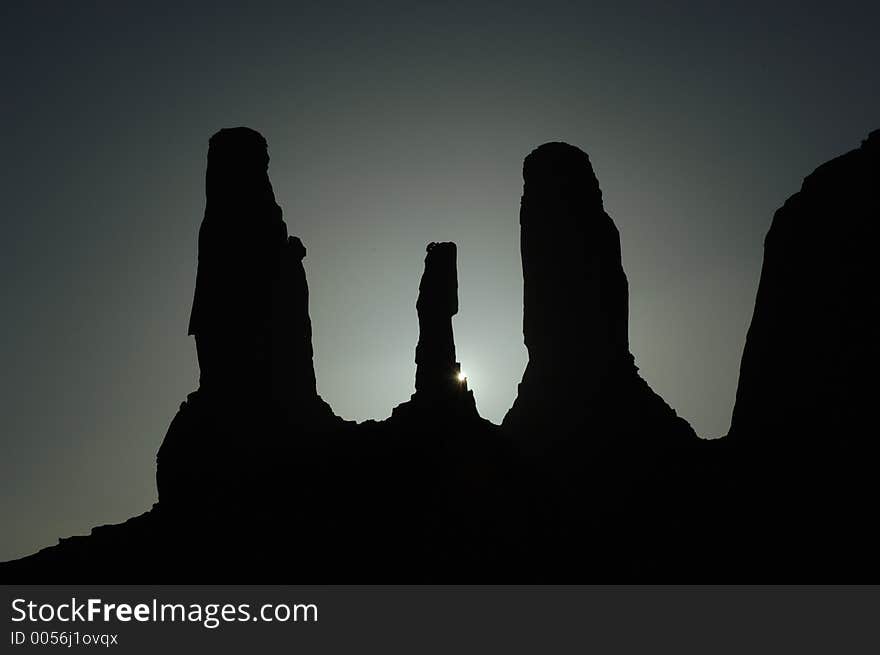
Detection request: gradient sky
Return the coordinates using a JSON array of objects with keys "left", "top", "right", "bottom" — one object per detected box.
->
[{"left": 2, "top": 1, "right": 878, "bottom": 561}]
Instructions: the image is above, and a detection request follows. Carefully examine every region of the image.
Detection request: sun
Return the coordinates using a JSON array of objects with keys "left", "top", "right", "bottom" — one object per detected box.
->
[{"left": 457, "top": 371, "right": 467, "bottom": 382}]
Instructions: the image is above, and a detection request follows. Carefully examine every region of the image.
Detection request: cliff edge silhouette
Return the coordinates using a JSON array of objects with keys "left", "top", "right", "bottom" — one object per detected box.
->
[{"left": 716, "top": 129, "right": 880, "bottom": 579}]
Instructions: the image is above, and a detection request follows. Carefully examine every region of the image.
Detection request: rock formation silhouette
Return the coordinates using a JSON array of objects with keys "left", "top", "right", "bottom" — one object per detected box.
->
[
  {"left": 185, "top": 126, "right": 334, "bottom": 421},
  {"left": 730, "top": 129, "right": 879, "bottom": 445},
  {"left": 503, "top": 142, "right": 696, "bottom": 447},
  {"left": 391, "top": 241, "right": 479, "bottom": 421},
  {"left": 157, "top": 128, "right": 341, "bottom": 530},
  {"left": 415, "top": 242, "right": 463, "bottom": 395},
  {"left": 716, "top": 129, "right": 880, "bottom": 579},
  {"left": 376, "top": 241, "right": 507, "bottom": 577},
  {"left": 498, "top": 142, "right": 701, "bottom": 578},
  {"left": 188, "top": 127, "right": 283, "bottom": 396},
  {"left": 3, "top": 129, "right": 878, "bottom": 582}
]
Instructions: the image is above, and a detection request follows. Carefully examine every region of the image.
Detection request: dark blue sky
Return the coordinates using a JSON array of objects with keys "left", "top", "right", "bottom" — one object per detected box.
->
[{"left": 2, "top": 1, "right": 878, "bottom": 560}]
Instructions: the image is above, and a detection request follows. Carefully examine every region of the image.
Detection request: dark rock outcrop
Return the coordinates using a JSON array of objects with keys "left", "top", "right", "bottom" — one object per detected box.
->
[
  {"left": 414, "top": 242, "right": 462, "bottom": 395},
  {"left": 392, "top": 242, "right": 479, "bottom": 420},
  {"left": 730, "top": 129, "right": 879, "bottom": 445},
  {"left": 188, "top": 127, "right": 284, "bottom": 397},
  {"left": 503, "top": 142, "right": 696, "bottom": 447},
  {"left": 717, "top": 129, "right": 880, "bottom": 578},
  {"left": 186, "top": 127, "right": 334, "bottom": 421},
  {"left": 498, "top": 142, "right": 702, "bottom": 579},
  {"left": 158, "top": 128, "right": 341, "bottom": 524},
  {"left": 380, "top": 242, "right": 508, "bottom": 576}
]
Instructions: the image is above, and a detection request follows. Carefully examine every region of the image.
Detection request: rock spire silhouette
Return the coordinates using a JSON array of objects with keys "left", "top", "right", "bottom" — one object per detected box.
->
[
  {"left": 391, "top": 241, "right": 479, "bottom": 420},
  {"left": 503, "top": 142, "right": 696, "bottom": 449}
]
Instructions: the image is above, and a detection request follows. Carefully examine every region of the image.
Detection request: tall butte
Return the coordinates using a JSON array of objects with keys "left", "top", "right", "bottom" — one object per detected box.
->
[
  {"left": 502, "top": 142, "right": 696, "bottom": 451},
  {"left": 185, "top": 127, "right": 335, "bottom": 423},
  {"left": 157, "top": 127, "right": 337, "bottom": 516},
  {"left": 188, "top": 127, "right": 285, "bottom": 397}
]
